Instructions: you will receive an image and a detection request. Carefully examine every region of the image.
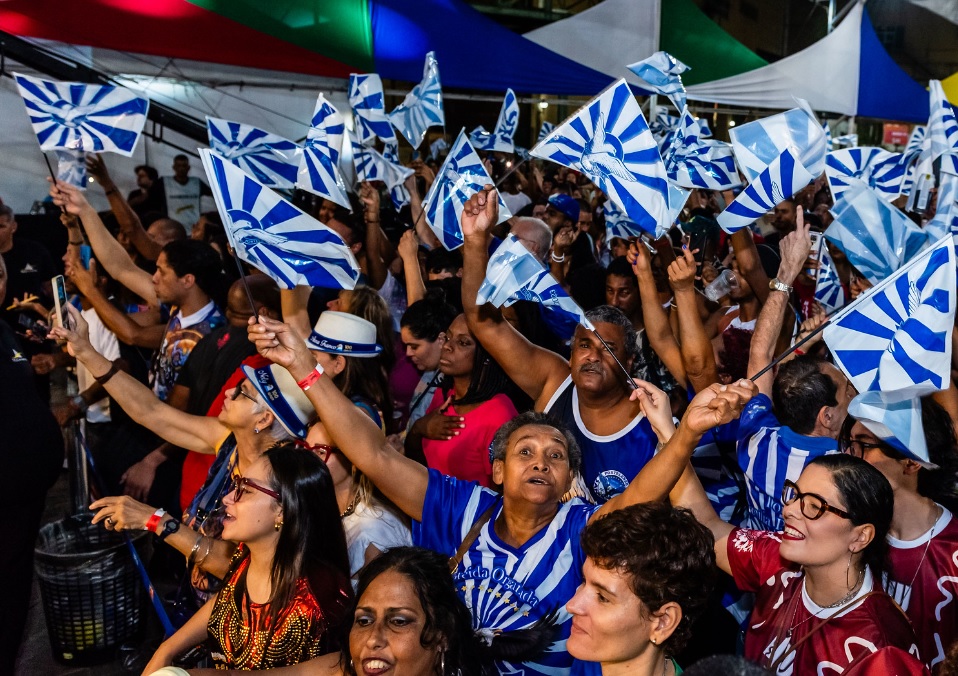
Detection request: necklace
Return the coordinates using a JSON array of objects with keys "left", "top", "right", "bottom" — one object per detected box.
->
[
  {"left": 340, "top": 492, "right": 359, "bottom": 518},
  {"left": 821, "top": 566, "right": 865, "bottom": 608},
  {"left": 905, "top": 503, "right": 942, "bottom": 591}
]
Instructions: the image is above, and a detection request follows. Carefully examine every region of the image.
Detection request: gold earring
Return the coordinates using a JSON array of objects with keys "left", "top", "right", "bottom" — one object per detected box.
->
[{"left": 275, "top": 520, "right": 283, "bottom": 531}]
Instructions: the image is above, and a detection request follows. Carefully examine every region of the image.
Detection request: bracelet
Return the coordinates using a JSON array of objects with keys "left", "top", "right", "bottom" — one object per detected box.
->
[
  {"left": 187, "top": 533, "right": 204, "bottom": 567},
  {"left": 69, "top": 240, "right": 84, "bottom": 246},
  {"left": 551, "top": 252, "right": 566, "bottom": 263},
  {"left": 794, "top": 348, "right": 806, "bottom": 356},
  {"left": 94, "top": 362, "right": 120, "bottom": 385},
  {"left": 297, "top": 364, "right": 325, "bottom": 391},
  {"left": 195, "top": 537, "right": 214, "bottom": 568},
  {"left": 146, "top": 508, "right": 166, "bottom": 534}
]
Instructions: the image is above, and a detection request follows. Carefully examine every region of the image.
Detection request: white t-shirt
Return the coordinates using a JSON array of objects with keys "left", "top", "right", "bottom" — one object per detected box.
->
[
  {"left": 501, "top": 190, "right": 532, "bottom": 215},
  {"left": 342, "top": 499, "right": 412, "bottom": 586},
  {"left": 78, "top": 307, "right": 121, "bottom": 423},
  {"left": 163, "top": 176, "right": 209, "bottom": 230}
]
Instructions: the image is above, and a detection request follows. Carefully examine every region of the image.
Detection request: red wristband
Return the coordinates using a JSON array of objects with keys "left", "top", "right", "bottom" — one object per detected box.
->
[
  {"left": 146, "top": 508, "right": 166, "bottom": 534},
  {"left": 793, "top": 348, "right": 806, "bottom": 356},
  {"left": 297, "top": 365, "right": 324, "bottom": 391}
]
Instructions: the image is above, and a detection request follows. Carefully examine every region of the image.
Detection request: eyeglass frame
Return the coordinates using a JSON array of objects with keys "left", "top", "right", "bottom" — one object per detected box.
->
[
  {"left": 229, "top": 380, "right": 258, "bottom": 404},
  {"left": 294, "top": 439, "right": 338, "bottom": 457},
  {"left": 781, "top": 479, "right": 851, "bottom": 521},
  {"left": 839, "top": 437, "right": 885, "bottom": 459},
  {"left": 231, "top": 475, "right": 280, "bottom": 502}
]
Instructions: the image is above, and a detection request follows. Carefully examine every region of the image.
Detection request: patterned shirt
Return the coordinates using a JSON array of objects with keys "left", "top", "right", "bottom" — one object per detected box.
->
[
  {"left": 150, "top": 301, "right": 224, "bottom": 401},
  {"left": 727, "top": 528, "right": 927, "bottom": 676},
  {"left": 413, "top": 469, "right": 599, "bottom": 676}
]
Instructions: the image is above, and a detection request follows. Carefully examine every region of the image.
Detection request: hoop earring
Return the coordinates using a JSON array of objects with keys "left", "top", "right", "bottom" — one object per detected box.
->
[
  {"left": 439, "top": 648, "right": 446, "bottom": 675},
  {"left": 846, "top": 552, "right": 852, "bottom": 589}
]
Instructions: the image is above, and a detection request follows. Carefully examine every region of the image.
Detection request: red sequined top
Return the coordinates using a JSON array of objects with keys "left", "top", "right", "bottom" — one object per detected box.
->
[{"left": 207, "top": 544, "right": 352, "bottom": 669}]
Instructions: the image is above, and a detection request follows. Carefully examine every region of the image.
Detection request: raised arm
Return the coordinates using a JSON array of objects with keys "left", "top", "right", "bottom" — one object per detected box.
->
[
  {"left": 747, "top": 210, "right": 810, "bottom": 397},
  {"left": 50, "top": 180, "right": 158, "bottom": 305},
  {"left": 460, "top": 186, "right": 569, "bottom": 406},
  {"left": 51, "top": 305, "right": 228, "bottom": 454},
  {"left": 280, "top": 286, "right": 313, "bottom": 342},
  {"left": 248, "top": 315, "right": 429, "bottom": 521},
  {"left": 408, "top": 169, "right": 440, "bottom": 249},
  {"left": 730, "top": 228, "right": 771, "bottom": 307},
  {"left": 360, "top": 182, "right": 389, "bottom": 290},
  {"left": 629, "top": 241, "right": 687, "bottom": 387},
  {"left": 596, "top": 379, "right": 757, "bottom": 521},
  {"left": 397, "top": 229, "right": 427, "bottom": 306},
  {"left": 86, "top": 153, "right": 163, "bottom": 261},
  {"left": 669, "top": 247, "right": 718, "bottom": 391}
]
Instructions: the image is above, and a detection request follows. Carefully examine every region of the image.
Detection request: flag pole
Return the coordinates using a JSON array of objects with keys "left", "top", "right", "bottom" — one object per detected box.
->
[
  {"left": 42, "top": 152, "right": 68, "bottom": 214},
  {"left": 748, "top": 319, "right": 831, "bottom": 382},
  {"left": 231, "top": 255, "right": 260, "bottom": 321},
  {"left": 590, "top": 326, "right": 639, "bottom": 391}
]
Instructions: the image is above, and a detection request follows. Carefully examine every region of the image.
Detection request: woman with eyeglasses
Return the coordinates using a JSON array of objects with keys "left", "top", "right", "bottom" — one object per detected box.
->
[
  {"left": 671, "top": 454, "right": 929, "bottom": 674},
  {"left": 841, "top": 397, "right": 958, "bottom": 674},
  {"left": 142, "top": 443, "right": 353, "bottom": 672}
]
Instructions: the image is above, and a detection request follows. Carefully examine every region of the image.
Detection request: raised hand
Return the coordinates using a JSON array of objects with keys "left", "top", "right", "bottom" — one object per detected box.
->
[
  {"left": 460, "top": 184, "right": 499, "bottom": 240},
  {"left": 627, "top": 239, "right": 652, "bottom": 276},
  {"left": 48, "top": 304, "right": 93, "bottom": 357},
  {"left": 85, "top": 153, "right": 113, "bottom": 186},
  {"left": 48, "top": 178, "right": 93, "bottom": 216},
  {"left": 668, "top": 245, "right": 698, "bottom": 292},
  {"left": 398, "top": 228, "right": 421, "bottom": 261},
  {"left": 681, "top": 379, "right": 757, "bottom": 436},
  {"left": 628, "top": 379, "right": 676, "bottom": 442},
  {"left": 778, "top": 206, "right": 812, "bottom": 286},
  {"left": 359, "top": 181, "right": 380, "bottom": 214},
  {"left": 247, "top": 315, "right": 315, "bottom": 380}
]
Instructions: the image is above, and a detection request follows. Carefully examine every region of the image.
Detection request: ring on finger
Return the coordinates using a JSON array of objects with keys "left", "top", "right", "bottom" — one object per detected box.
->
[{"left": 106, "top": 516, "right": 114, "bottom": 526}]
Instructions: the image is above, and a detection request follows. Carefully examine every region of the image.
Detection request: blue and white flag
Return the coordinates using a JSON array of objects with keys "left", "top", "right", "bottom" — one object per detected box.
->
[
  {"left": 55, "top": 149, "right": 88, "bottom": 190},
  {"left": 832, "top": 133, "right": 858, "bottom": 149},
  {"left": 428, "top": 137, "right": 449, "bottom": 160},
  {"left": 730, "top": 99, "right": 827, "bottom": 183},
  {"left": 422, "top": 129, "right": 512, "bottom": 250},
  {"left": 823, "top": 233, "right": 955, "bottom": 398},
  {"left": 470, "top": 89, "right": 519, "bottom": 153},
  {"left": 848, "top": 390, "right": 933, "bottom": 466},
  {"left": 717, "top": 148, "right": 813, "bottom": 234},
  {"left": 383, "top": 141, "right": 411, "bottom": 211},
  {"left": 389, "top": 52, "right": 444, "bottom": 148},
  {"left": 929, "top": 80, "right": 958, "bottom": 163},
  {"left": 14, "top": 73, "right": 149, "bottom": 156},
  {"left": 538, "top": 121, "right": 555, "bottom": 143},
  {"left": 531, "top": 78, "right": 670, "bottom": 237},
  {"left": 296, "top": 94, "right": 351, "bottom": 210},
  {"left": 904, "top": 125, "right": 926, "bottom": 164},
  {"left": 667, "top": 181, "right": 691, "bottom": 229},
  {"left": 626, "top": 51, "right": 690, "bottom": 112},
  {"left": 199, "top": 149, "right": 360, "bottom": 290},
  {"left": 663, "top": 108, "right": 742, "bottom": 190},
  {"left": 826, "top": 178, "right": 929, "bottom": 284},
  {"left": 821, "top": 120, "right": 833, "bottom": 149},
  {"left": 825, "top": 147, "right": 907, "bottom": 203},
  {"left": 349, "top": 131, "right": 413, "bottom": 189},
  {"left": 813, "top": 238, "right": 845, "bottom": 314},
  {"left": 602, "top": 199, "right": 644, "bottom": 241},
  {"left": 349, "top": 73, "right": 396, "bottom": 146},
  {"left": 207, "top": 117, "right": 300, "bottom": 190},
  {"left": 649, "top": 106, "right": 681, "bottom": 150},
  {"left": 477, "top": 235, "right": 594, "bottom": 330},
  {"left": 925, "top": 171, "right": 958, "bottom": 240}
]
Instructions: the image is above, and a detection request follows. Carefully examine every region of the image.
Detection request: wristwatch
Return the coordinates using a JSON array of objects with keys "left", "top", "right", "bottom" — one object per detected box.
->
[
  {"left": 158, "top": 518, "right": 181, "bottom": 541},
  {"left": 768, "top": 278, "right": 793, "bottom": 295}
]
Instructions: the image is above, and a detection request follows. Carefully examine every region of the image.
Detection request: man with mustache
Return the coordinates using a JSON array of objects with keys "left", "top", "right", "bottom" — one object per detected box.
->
[{"left": 461, "top": 188, "right": 663, "bottom": 503}]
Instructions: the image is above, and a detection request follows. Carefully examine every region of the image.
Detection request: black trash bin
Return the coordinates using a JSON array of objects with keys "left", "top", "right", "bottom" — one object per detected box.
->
[{"left": 34, "top": 515, "right": 150, "bottom": 665}]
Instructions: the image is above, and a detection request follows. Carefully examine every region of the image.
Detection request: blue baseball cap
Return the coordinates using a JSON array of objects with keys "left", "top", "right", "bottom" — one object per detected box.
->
[{"left": 548, "top": 194, "right": 580, "bottom": 223}]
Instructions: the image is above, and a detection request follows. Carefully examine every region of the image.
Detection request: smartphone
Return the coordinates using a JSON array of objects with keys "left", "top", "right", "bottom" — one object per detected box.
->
[
  {"left": 805, "top": 232, "right": 823, "bottom": 279},
  {"left": 52, "top": 274, "right": 71, "bottom": 330},
  {"left": 80, "top": 245, "right": 92, "bottom": 270}
]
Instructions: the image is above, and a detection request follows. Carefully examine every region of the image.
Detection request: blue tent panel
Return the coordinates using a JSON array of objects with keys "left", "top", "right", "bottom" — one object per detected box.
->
[{"left": 857, "top": 8, "right": 928, "bottom": 123}]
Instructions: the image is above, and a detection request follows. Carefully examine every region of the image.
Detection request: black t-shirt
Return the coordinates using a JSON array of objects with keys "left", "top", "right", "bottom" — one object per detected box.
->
[
  {"left": 127, "top": 185, "right": 168, "bottom": 221},
  {"left": 0, "top": 237, "right": 56, "bottom": 326},
  {"left": 0, "top": 319, "right": 63, "bottom": 503},
  {"left": 177, "top": 324, "right": 256, "bottom": 415}
]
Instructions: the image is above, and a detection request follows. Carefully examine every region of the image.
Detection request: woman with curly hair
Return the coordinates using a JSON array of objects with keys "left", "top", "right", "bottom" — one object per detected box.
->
[{"left": 566, "top": 501, "right": 717, "bottom": 675}]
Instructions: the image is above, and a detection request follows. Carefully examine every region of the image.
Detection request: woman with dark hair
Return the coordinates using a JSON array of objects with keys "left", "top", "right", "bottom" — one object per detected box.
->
[
  {"left": 400, "top": 290, "right": 458, "bottom": 431},
  {"left": 405, "top": 313, "right": 519, "bottom": 486},
  {"left": 142, "top": 443, "right": 353, "bottom": 672},
  {"left": 841, "top": 396, "right": 958, "bottom": 673},
  {"left": 566, "top": 502, "right": 717, "bottom": 675},
  {"left": 672, "top": 454, "right": 928, "bottom": 674}
]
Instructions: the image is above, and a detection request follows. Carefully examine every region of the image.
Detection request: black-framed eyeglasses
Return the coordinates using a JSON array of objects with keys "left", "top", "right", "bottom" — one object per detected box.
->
[
  {"left": 840, "top": 438, "right": 884, "bottom": 459},
  {"left": 230, "top": 383, "right": 257, "bottom": 403},
  {"left": 782, "top": 480, "right": 851, "bottom": 521},
  {"left": 231, "top": 476, "right": 280, "bottom": 502}
]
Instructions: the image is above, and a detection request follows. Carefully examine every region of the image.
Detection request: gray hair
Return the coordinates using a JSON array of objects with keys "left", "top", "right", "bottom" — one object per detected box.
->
[
  {"left": 583, "top": 305, "right": 639, "bottom": 365},
  {"left": 249, "top": 397, "right": 295, "bottom": 443},
  {"left": 490, "top": 411, "right": 581, "bottom": 474}
]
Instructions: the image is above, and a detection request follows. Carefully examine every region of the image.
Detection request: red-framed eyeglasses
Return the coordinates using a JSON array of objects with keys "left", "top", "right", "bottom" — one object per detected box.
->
[{"left": 231, "top": 476, "right": 280, "bottom": 502}]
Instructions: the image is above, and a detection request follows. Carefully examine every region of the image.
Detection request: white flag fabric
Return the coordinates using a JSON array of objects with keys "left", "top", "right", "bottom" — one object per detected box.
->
[
  {"left": 925, "top": 171, "right": 958, "bottom": 240},
  {"left": 848, "top": 390, "right": 933, "bottom": 466},
  {"left": 349, "top": 73, "right": 396, "bottom": 146},
  {"left": 349, "top": 131, "right": 413, "bottom": 189},
  {"left": 929, "top": 80, "right": 958, "bottom": 163},
  {"left": 14, "top": 73, "right": 149, "bottom": 156},
  {"left": 296, "top": 94, "right": 351, "bottom": 210},
  {"left": 383, "top": 141, "right": 411, "bottom": 211},
  {"left": 831, "top": 133, "right": 858, "bottom": 149},
  {"left": 823, "top": 233, "right": 955, "bottom": 395},
  {"left": 531, "top": 79, "right": 670, "bottom": 237},
  {"left": 389, "top": 52, "right": 444, "bottom": 148},
  {"left": 601, "top": 199, "right": 644, "bottom": 241},
  {"left": 422, "top": 129, "right": 512, "bottom": 250},
  {"left": 200, "top": 149, "right": 360, "bottom": 290},
  {"left": 717, "top": 148, "right": 813, "bottom": 234},
  {"left": 626, "top": 51, "right": 690, "bottom": 112},
  {"left": 470, "top": 89, "right": 519, "bottom": 153},
  {"left": 825, "top": 178, "right": 929, "bottom": 284},
  {"left": 537, "top": 122, "right": 555, "bottom": 143},
  {"left": 207, "top": 117, "right": 300, "bottom": 189},
  {"left": 813, "top": 238, "right": 846, "bottom": 314},
  {"left": 730, "top": 99, "right": 827, "bottom": 183},
  {"left": 55, "top": 149, "right": 88, "bottom": 189}
]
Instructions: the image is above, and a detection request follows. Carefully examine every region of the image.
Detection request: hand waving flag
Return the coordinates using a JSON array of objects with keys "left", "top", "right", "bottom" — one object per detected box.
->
[
  {"left": 200, "top": 149, "right": 360, "bottom": 290},
  {"left": 349, "top": 73, "right": 396, "bottom": 146},
  {"left": 531, "top": 79, "right": 670, "bottom": 237},
  {"left": 388, "top": 52, "right": 444, "bottom": 148},
  {"left": 626, "top": 51, "right": 690, "bottom": 112},
  {"left": 823, "top": 233, "right": 955, "bottom": 396},
  {"left": 14, "top": 73, "right": 148, "bottom": 156},
  {"left": 470, "top": 89, "right": 519, "bottom": 153},
  {"left": 717, "top": 148, "right": 813, "bottom": 234},
  {"left": 296, "top": 94, "right": 351, "bottom": 210},
  {"left": 730, "top": 99, "right": 827, "bottom": 183},
  {"left": 207, "top": 117, "right": 299, "bottom": 189},
  {"left": 422, "top": 130, "right": 512, "bottom": 250}
]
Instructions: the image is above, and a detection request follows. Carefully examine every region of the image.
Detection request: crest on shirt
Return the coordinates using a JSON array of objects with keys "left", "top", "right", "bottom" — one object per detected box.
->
[{"left": 593, "top": 470, "right": 629, "bottom": 501}]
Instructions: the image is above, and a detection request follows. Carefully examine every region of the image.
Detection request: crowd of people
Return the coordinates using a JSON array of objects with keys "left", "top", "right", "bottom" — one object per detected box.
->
[{"left": 1, "top": 140, "right": 957, "bottom": 676}]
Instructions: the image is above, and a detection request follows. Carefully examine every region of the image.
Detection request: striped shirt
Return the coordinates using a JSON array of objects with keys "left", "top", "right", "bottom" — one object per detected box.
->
[
  {"left": 736, "top": 394, "right": 837, "bottom": 531},
  {"left": 413, "top": 469, "right": 599, "bottom": 676}
]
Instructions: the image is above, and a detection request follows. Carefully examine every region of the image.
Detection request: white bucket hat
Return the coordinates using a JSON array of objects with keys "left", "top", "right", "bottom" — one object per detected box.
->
[
  {"left": 241, "top": 363, "right": 314, "bottom": 439},
  {"left": 306, "top": 310, "right": 383, "bottom": 358}
]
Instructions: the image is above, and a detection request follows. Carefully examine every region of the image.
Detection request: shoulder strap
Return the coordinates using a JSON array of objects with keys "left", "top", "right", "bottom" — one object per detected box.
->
[{"left": 448, "top": 504, "right": 497, "bottom": 574}]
